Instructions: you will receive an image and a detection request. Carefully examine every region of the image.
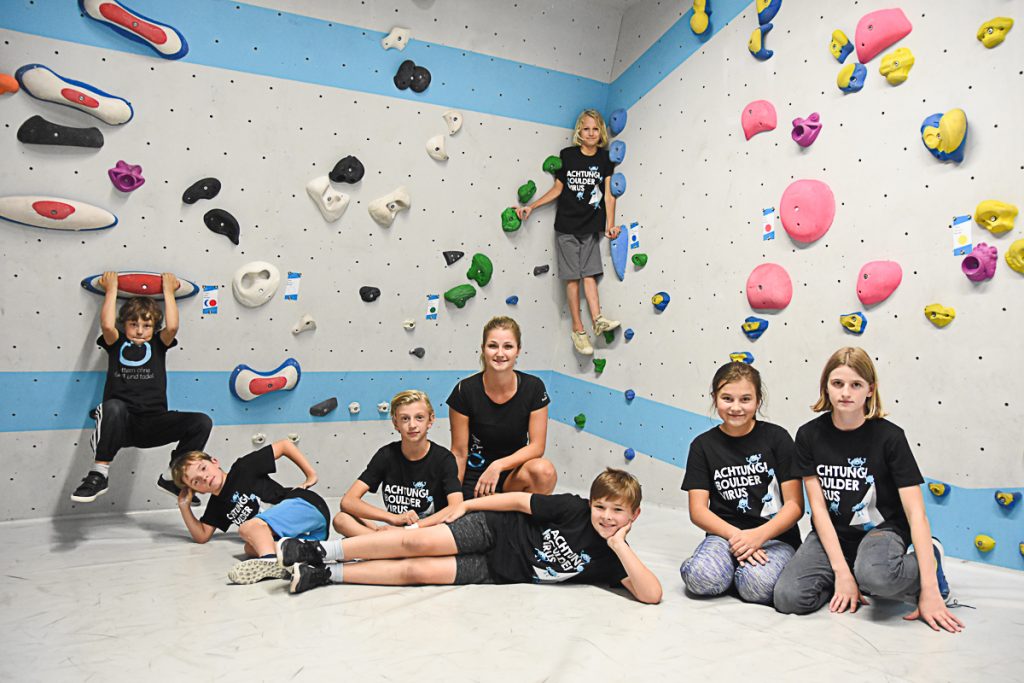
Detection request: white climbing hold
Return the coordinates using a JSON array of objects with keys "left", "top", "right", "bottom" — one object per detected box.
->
[
  {"left": 305, "top": 175, "right": 349, "bottom": 222},
  {"left": 287, "top": 433, "right": 300, "bottom": 443},
  {"left": 368, "top": 186, "right": 411, "bottom": 227},
  {"left": 443, "top": 110, "right": 463, "bottom": 135},
  {"left": 426, "top": 134, "right": 448, "bottom": 161},
  {"left": 232, "top": 261, "right": 280, "bottom": 308},
  {"left": 348, "top": 401, "right": 361, "bottom": 414},
  {"left": 251, "top": 432, "right": 267, "bottom": 445},
  {"left": 292, "top": 313, "right": 317, "bottom": 335},
  {"left": 377, "top": 402, "right": 390, "bottom": 414},
  {"left": 402, "top": 319, "right": 416, "bottom": 330},
  {"left": 381, "top": 26, "right": 410, "bottom": 51}
]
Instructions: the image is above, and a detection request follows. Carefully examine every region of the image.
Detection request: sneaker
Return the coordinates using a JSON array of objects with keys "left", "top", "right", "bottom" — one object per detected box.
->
[
  {"left": 228, "top": 558, "right": 291, "bottom": 585},
  {"left": 571, "top": 330, "right": 594, "bottom": 355},
  {"left": 593, "top": 314, "right": 620, "bottom": 335},
  {"left": 290, "top": 562, "right": 333, "bottom": 594},
  {"left": 932, "top": 537, "right": 951, "bottom": 602},
  {"left": 277, "top": 537, "right": 327, "bottom": 568},
  {"left": 156, "top": 475, "right": 200, "bottom": 506},
  {"left": 71, "top": 471, "right": 108, "bottom": 503}
]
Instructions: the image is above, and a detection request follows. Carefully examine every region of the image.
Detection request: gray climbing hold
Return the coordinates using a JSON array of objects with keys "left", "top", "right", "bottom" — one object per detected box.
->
[
  {"left": 309, "top": 397, "right": 338, "bottom": 416},
  {"left": 534, "top": 265, "right": 550, "bottom": 276},
  {"left": 443, "top": 250, "right": 464, "bottom": 265},
  {"left": 359, "top": 286, "right": 381, "bottom": 302},
  {"left": 410, "top": 347, "right": 425, "bottom": 358}
]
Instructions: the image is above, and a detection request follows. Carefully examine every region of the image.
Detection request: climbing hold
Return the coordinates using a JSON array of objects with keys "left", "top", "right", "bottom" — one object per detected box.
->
[
  {"left": 995, "top": 491, "right": 1021, "bottom": 509},
  {"left": 609, "top": 109, "right": 628, "bottom": 136},
  {"left": 393, "top": 60, "right": 431, "bottom": 93},
  {"left": 17, "top": 115, "right": 104, "bottom": 148},
  {"left": 359, "top": 286, "right": 381, "bottom": 302},
  {"left": 329, "top": 155, "right": 364, "bottom": 184},
  {"left": 610, "top": 173, "right": 627, "bottom": 198},
  {"left": 287, "top": 433, "right": 300, "bottom": 443},
  {"left": 348, "top": 402, "right": 360, "bottom": 414},
  {"left": 830, "top": 29, "right": 853, "bottom": 63},
  {"left": 292, "top": 313, "right": 317, "bottom": 335},
  {"left": 466, "top": 253, "right": 493, "bottom": 287},
  {"left": 924, "top": 304, "right": 956, "bottom": 328},
  {"left": 748, "top": 23, "right": 773, "bottom": 60},
  {"left": 502, "top": 207, "right": 522, "bottom": 232},
  {"left": 517, "top": 181, "right": 537, "bottom": 205},
  {"left": 230, "top": 358, "right": 301, "bottom": 401},
  {"left": 746, "top": 263, "right": 792, "bottom": 311},
  {"left": 741, "top": 100, "right": 777, "bottom": 140},
  {"left": 402, "top": 319, "right": 416, "bottom": 330},
  {"left": 602, "top": 330, "right": 615, "bottom": 344},
  {"left": 742, "top": 316, "right": 769, "bottom": 340},
  {"left": 756, "top": 0, "right": 781, "bottom": 25},
  {"left": 182, "top": 177, "right": 221, "bottom": 204},
  {"left": 80, "top": 0, "right": 189, "bottom": 59},
  {"left": 533, "top": 265, "right": 550, "bottom": 276},
  {"left": 505, "top": 295, "right": 519, "bottom": 305},
  {"left": 837, "top": 62, "right": 867, "bottom": 93},
  {"left": 977, "top": 17, "right": 1014, "bottom": 48},
  {"left": 690, "top": 0, "right": 710, "bottom": 35},
  {"left": 426, "top": 135, "right": 448, "bottom": 161},
  {"left": 410, "top": 347, "right": 425, "bottom": 359},
  {"left": 368, "top": 186, "right": 411, "bottom": 227},
  {"left": 204, "top": 209, "right": 240, "bottom": 245},
  {"left": 624, "top": 448, "right": 636, "bottom": 461},
  {"left": 609, "top": 140, "right": 626, "bottom": 165},
  {"left": 610, "top": 229, "right": 628, "bottom": 281},
  {"left": 974, "top": 534, "right": 996, "bottom": 553},
  {"left": 962, "top": 243, "right": 998, "bottom": 282},
  {"left": 0, "top": 73, "right": 19, "bottom": 94},
  {"left": 574, "top": 413, "right": 587, "bottom": 429},
  {"left": 381, "top": 26, "right": 410, "bottom": 50},
  {"left": 730, "top": 352, "right": 755, "bottom": 364},
  {"left": 542, "top": 155, "right": 562, "bottom": 174},
  {"left": 305, "top": 176, "right": 349, "bottom": 222},
  {"left": 309, "top": 397, "right": 338, "bottom": 417},
  {"left": 81, "top": 271, "right": 199, "bottom": 299},
  {"left": 105, "top": 161, "right": 144, "bottom": 193},
  {"left": 444, "top": 284, "right": 476, "bottom": 308},
  {"left": 377, "top": 402, "right": 390, "bottom": 414},
  {"left": 921, "top": 109, "right": 968, "bottom": 163},
  {"left": 974, "top": 200, "right": 1018, "bottom": 235},
  {"left": 232, "top": 261, "right": 279, "bottom": 307},
  {"left": 855, "top": 8, "right": 912, "bottom": 63},
  {"left": 791, "top": 113, "right": 822, "bottom": 147},
  {"left": 15, "top": 64, "right": 133, "bottom": 125},
  {"left": 251, "top": 433, "right": 267, "bottom": 445},
  {"left": 879, "top": 47, "right": 914, "bottom": 85},
  {"left": 652, "top": 292, "right": 671, "bottom": 312},
  {"left": 840, "top": 312, "right": 868, "bottom": 335},
  {"left": 1006, "top": 239, "right": 1024, "bottom": 274},
  {"left": 443, "top": 251, "right": 464, "bottom": 266},
  {"left": 632, "top": 253, "right": 648, "bottom": 268},
  {"left": 0, "top": 196, "right": 117, "bottom": 231},
  {"left": 857, "top": 261, "right": 902, "bottom": 305},
  {"left": 593, "top": 358, "right": 607, "bottom": 374},
  {"left": 624, "top": 389, "right": 636, "bottom": 401},
  {"left": 780, "top": 179, "right": 835, "bottom": 243},
  {"left": 624, "top": 328, "right": 634, "bottom": 340},
  {"left": 927, "top": 482, "right": 950, "bottom": 498},
  {"left": 443, "top": 110, "right": 463, "bottom": 135}
]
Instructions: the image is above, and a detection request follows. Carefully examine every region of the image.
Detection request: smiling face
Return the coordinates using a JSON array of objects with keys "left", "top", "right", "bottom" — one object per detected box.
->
[
  {"left": 392, "top": 399, "right": 434, "bottom": 445},
  {"left": 827, "top": 365, "right": 873, "bottom": 423},
  {"left": 482, "top": 327, "right": 520, "bottom": 373},
  {"left": 577, "top": 115, "right": 601, "bottom": 151},
  {"left": 589, "top": 496, "right": 640, "bottom": 539},
  {"left": 715, "top": 378, "right": 759, "bottom": 436},
  {"left": 181, "top": 458, "right": 224, "bottom": 494},
  {"left": 123, "top": 317, "right": 155, "bottom": 345}
]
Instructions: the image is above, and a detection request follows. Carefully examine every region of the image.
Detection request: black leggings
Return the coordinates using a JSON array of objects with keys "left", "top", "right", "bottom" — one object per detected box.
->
[{"left": 90, "top": 399, "right": 213, "bottom": 463}]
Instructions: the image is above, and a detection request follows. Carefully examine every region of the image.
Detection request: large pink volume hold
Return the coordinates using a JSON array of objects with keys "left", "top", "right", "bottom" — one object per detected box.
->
[
  {"left": 855, "top": 8, "right": 912, "bottom": 63},
  {"left": 780, "top": 179, "right": 835, "bottom": 243},
  {"left": 746, "top": 263, "right": 793, "bottom": 310},
  {"left": 856, "top": 261, "right": 903, "bottom": 305}
]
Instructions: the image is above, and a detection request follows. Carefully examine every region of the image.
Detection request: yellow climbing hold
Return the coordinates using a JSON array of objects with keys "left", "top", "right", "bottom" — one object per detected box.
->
[
  {"left": 1006, "top": 238, "right": 1024, "bottom": 274},
  {"left": 924, "top": 304, "right": 956, "bottom": 328},
  {"left": 977, "top": 17, "right": 1013, "bottom": 48},
  {"left": 879, "top": 47, "right": 914, "bottom": 85},
  {"left": 927, "top": 482, "right": 949, "bottom": 497},
  {"left": 974, "top": 534, "right": 996, "bottom": 553},
  {"left": 974, "top": 200, "right": 1018, "bottom": 235},
  {"left": 690, "top": 0, "right": 710, "bottom": 35},
  {"left": 922, "top": 108, "right": 967, "bottom": 155}
]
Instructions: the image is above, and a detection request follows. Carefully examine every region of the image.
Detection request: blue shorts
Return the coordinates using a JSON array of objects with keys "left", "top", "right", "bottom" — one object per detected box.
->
[{"left": 256, "top": 498, "right": 329, "bottom": 541}]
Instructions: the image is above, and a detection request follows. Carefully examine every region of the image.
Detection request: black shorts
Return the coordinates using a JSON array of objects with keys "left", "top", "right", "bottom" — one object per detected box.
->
[
  {"left": 447, "top": 512, "right": 495, "bottom": 585},
  {"left": 461, "top": 469, "right": 512, "bottom": 500}
]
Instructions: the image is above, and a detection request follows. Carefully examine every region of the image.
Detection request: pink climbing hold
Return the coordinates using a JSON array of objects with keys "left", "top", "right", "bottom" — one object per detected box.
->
[
  {"left": 855, "top": 8, "right": 912, "bottom": 64},
  {"left": 746, "top": 263, "right": 793, "bottom": 311},
  {"left": 856, "top": 260, "right": 903, "bottom": 305},
  {"left": 780, "top": 179, "right": 835, "bottom": 244},
  {"left": 741, "top": 100, "right": 777, "bottom": 140},
  {"left": 791, "top": 113, "right": 822, "bottom": 147},
  {"left": 962, "top": 243, "right": 998, "bottom": 282}
]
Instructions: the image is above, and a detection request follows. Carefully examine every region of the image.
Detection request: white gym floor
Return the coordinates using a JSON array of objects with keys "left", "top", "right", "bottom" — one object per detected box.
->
[{"left": 1, "top": 497, "right": 1021, "bottom": 681}]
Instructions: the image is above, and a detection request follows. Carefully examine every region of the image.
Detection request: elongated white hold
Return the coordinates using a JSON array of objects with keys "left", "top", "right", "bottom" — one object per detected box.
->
[
  {"left": 348, "top": 402, "right": 361, "bottom": 414},
  {"left": 377, "top": 402, "right": 390, "bottom": 414},
  {"left": 287, "top": 433, "right": 300, "bottom": 443},
  {"left": 443, "top": 110, "right": 463, "bottom": 135},
  {"left": 15, "top": 64, "right": 133, "bottom": 125},
  {"left": 305, "top": 176, "right": 349, "bottom": 222},
  {"left": 426, "top": 134, "right": 448, "bottom": 161},
  {"left": 292, "top": 313, "right": 317, "bottom": 335},
  {"left": 402, "top": 319, "right": 416, "bottom": 330},
  {"left": 0, "top": 195, "right": 117, "bottom": 231},
  {"left": 81, "top": 0, "right": 189, "bottom": 59},
  {"left": 232, "top": 260, "right": 280, "bottom": 307},
  {"left": 368, "top": 186, "right": 411, "bottom": 227},
  {"left": 381, "top": 26, "right": 410, "bottom": 50},
  {"left": 251, "top": 432, "right": 267, "bottom": 445}
]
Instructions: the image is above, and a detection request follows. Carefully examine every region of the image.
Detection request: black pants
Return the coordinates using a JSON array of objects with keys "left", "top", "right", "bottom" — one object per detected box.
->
[{"left": 90, "top": 399, "right": 213, "bottom": 464}]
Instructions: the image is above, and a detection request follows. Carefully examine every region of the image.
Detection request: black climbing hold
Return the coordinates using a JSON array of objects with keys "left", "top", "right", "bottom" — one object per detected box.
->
[
  {"left": 309, "top": 397, "right": 338, "bottom": 417},
  {"left": 203, "top": 209, "right": 239, "bottom": 245},
  {"left": 359, "top": 286, "right": 381, "bottom": 302},
  {"left": 443, "top": 250, "right": 464, "bottom": 266},
  {"left": 410, "top": 347, "right": 425, "bottom": 358},
  {"left": 410, "top": 66, "right": 431, "bottom": 93},
  {"left": 533, "top": 265, "right": 550, "bottom": 276},
  {"left": 330, "top": 155, "right": 365, "bottom": 184},
  {"left": 17, "top": 115, "right": 103, "bottom": 148},
  {"left": 394, "top": 60, "right": 416, "bottom": 90},
  {"left": 183, "top": 177, "right": 221, "bottom": 204}
]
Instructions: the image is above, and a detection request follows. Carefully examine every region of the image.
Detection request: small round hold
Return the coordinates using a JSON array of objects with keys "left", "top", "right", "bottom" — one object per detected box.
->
[
  {"left": 287, "top": 433, "right": 300, "bottom": 443},
  {"left": 377, "top": 402, "right": 390, "bottom": 414},
  {"left": 410, "top": 66, "right": 431, "bottom": 93},
  {"left": 506, "top": 295, "right": 519, "bottom": 305},
  {"left": 426, "top": 134, "right": 448, "bottom": 161},
  {"left": 183, "top": 177, "right": 221, "bottom": 204},
  {"left": 624, "top": 328, "right": 635, "bottom": 340},
  {"left": 204, "top": 209, "right": 240, "bottom": 245},
  {"left": 624, "top": 389, "right": 636, "bottom": 401},
  {"left": 402, "top": 319, "right": 416, "bottom": 330},
  {"left": 410, "top": 347, "right": 425, "bottom": 358},
  {"left": 624, "top": 448, "right": 636, "bottom": 461},
  {"left": 359, "top": 286, "right": 381, "bottom": 302},
  {"left": 574, "top": 413, "right": 587, "bottom": 428},
  {"left": 533, "top": 265, "right": 550, "bottom": 276},
  {"left": 251, "top": 432, "right": 267, "bottom": 445},
  {"left": 348, "top": 401, "right": 361, "bottom": 414},
  {"left": 330, "top": 155, "right": 365, "bottom": 184},
  {"left": 394, "top": 60, "right": 416, "bottom": 89}
]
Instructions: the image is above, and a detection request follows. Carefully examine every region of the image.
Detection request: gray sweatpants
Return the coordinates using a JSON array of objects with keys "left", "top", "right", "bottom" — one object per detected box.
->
[{"left": 679, "top": 534, "right": 796, "bottom": 605}]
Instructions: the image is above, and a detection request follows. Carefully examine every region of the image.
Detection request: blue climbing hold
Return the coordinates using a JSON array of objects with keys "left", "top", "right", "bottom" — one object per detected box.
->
[
  {"left": 756, "top": 0, "right": 781, "bottom": 25},
  {"left": 624, "top": 389, "right": 636, "bottom": 401},
  {"left": 610, "top": 173, "right": 626, "bottom": 198},
  {"left": 652, "top": 292, "right": 670, "bottom": 312},
  {"left": 995, "top": 491, "right": 1021, "bottom": 509},
  {"left": 840, "top": 312, "right": 868, "bottom": 335},
  {"left": 609, "top": 140, "right": 626, "bottom": 164},
  {"left": 609, "top": 108, "right": 627, "bottom": 136},
  {"left": 506, "top": 295, "right": 519, "bottom": 305},
  {"left": 927, "top": 482, "right": 951, "bottom": 498},
  {"left": 624, "top": 328, "right": 635, "bottom": 340},
  {"left": 730, "top": 351, "right": 755, "bottom": 364},
  {"left": 837, "top": 62, "right": 867, "bottom": 93},
  {"left": 748, "top": 23, "right": 774, "bottom": 60},
  {"left": 742, "top": 316, "right": 769, "bottom": 340},
  {"left": 624, "top": 448, "right": 636, "bottom": 461}
]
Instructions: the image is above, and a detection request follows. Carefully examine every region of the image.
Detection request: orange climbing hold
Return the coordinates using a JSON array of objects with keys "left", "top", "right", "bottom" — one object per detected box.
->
[{"left": 0, "top": 73, "right": 19, "bottom": 95}]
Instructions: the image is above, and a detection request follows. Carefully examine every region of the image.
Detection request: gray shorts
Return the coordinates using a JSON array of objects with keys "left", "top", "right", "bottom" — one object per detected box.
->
[
  {"left": 555, "top": 232, "right": 603, "bottom": 280},
  {"left": 447, "top": 512, "right": 496, "bottom": 585}
]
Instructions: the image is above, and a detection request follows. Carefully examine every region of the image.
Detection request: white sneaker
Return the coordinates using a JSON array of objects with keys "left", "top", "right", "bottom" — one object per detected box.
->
[
  {"left": 593, "top": 314, "right": 620, "bottom": 335},
  {"left": 572, "top": 331, "right": 594, "bottom": 355}
]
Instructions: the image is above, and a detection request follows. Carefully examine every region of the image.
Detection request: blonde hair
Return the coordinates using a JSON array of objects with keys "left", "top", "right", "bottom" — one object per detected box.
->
[
  {"left": 812, "top": 347, "right": 888, "bottom": 419},
  {"left": 390, "top": 389, "right": 434, "bottom": 417},
  {"left": 479, "top": 316, "right": 522, "bottom": 368},
  {"left": 170, "top": 450, "right": 213, "bottom": 489},
  {"left": 590, "top": 468, "right": 642, "bottom": 511},
  {"left": 572, "top": 109, "right": 610, "bottom": 149}
]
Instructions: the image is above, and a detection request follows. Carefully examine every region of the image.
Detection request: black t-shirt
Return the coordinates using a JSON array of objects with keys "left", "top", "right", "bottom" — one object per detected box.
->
[
  {"left": 201, "top": 446, "right": 331, "bottom": 533},
  {"left": 98, "top": 332, "right": 175, "bottom": 415},
  {"left": 681, "top": 421, "right": 802, "bottom": 550},
  {"left": 446, "top": 371, "right": 550, "bottom": 484},
  {"left": 553, "top": 146, "right": 616, "bottom": 236},
  {"left": 483, "top": 493, "right": 628, "bottom": 586},
  {"left": 359, "top": 440, "right": 461, "bottom": 518},
  {"left": 795, "top": 413, "right": 923, "bottom": 558}
]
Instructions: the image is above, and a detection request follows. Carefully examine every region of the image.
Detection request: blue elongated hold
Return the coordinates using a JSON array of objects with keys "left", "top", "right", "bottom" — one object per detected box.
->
[
  {"left": 748, "top": 23, "right": 773, "bottom": 60},
  {"left": 610, "top": 173, "right": 627, "bottom": 197},
  {"left": 995, "top": 491, "right": 1021, "bottom": 509},
  {"left": 756, "top": 0, "right": 781, "bottom": 25},
  {"left": 624, "top": 389, "right": 636, "bottom": 401},
  {"left": 624, "top": 448, "right": 636, "bottom": 461},
  {"left": 840, "top": 311, "right": 867, "bottom": 335},
  {"left": 730, "top": 351, "right": 754, "bottom": 364},
  {"left": 837, "top": 62, "right": 867, "bottom": 93},
  {"left": 609, "top": 108, "right": 627, "bottom": 136},
  {"left": 505, "top": 295, "right": 519, "bottom": 305},
  {"left": 927, "top": 481, "right": 950, "bottom": 498},
  {"left": 609, "top": 140, "right": 626, "bottom": 164},
  {"left": 742, "top": 316, "right": 769, "bottom": 340},
  {"left": 624, "top": 328, "right": 635, "bottom": 340},
  {"left": 79, "top": 0, "right": 189, "bottom": 60}
]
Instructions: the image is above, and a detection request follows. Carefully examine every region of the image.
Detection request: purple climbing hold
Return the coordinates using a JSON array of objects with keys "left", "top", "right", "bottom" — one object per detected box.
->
[
  {"left": 203, "top": 209, "right": 239, "bottom": 245},
  {"left": 108, "top": 160, "right": 145, "bottom": 192}
]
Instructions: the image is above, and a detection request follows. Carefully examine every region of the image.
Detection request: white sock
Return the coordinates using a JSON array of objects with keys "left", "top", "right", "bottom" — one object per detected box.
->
[
  {"left": 91, "top": 462, "right": 110, "bottom": 477},
  {"left": 328, "top": 564, "right": 344, "bottom": 583},
  {"left": 321, "top": 540, "right": 344, "bottom": 562}
]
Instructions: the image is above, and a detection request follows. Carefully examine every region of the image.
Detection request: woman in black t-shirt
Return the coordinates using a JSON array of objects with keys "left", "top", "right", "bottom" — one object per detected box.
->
[{"left": 447, "top": 317, "right": 556, "bottom": 499}]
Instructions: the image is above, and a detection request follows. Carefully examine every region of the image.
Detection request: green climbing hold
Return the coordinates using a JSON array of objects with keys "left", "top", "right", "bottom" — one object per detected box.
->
[
  {"left": 593, "top": 358, "right": 607, "bottom": 373},
  {"left": 466, "top": 253, "right": 493, "bottom": 287},
  {"left": 501, "top": 207, "right": 522, "bottom": 232},
  {"left": 574, "top": 413, "right": 587, "bottom": 428},
  {"left": 518, "top": 180, "right": 537, "bottom": 204},
  {"left": 444, "top": 284, "right": 477, "bottom": 308},
  {"left": 632, "top": 253, "right": 648, "bottom": 268},
  {"left": 602, "top": 330, "right": 615, "bottom": 344},
  {"left": 542, "top": 155, "right": 562, "bottom": 174}
]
